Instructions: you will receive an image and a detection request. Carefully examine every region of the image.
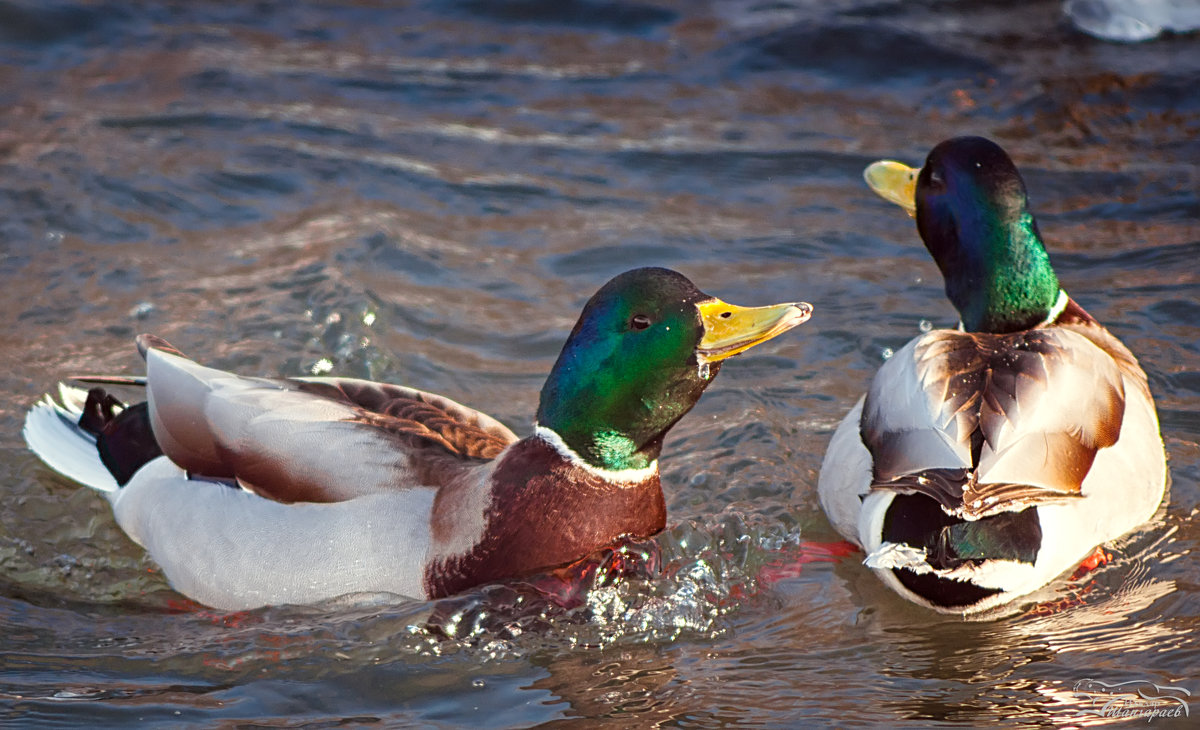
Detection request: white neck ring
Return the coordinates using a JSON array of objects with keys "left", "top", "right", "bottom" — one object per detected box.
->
[{"left": 532, "top": 425, "right": 658, "bottom": 485}]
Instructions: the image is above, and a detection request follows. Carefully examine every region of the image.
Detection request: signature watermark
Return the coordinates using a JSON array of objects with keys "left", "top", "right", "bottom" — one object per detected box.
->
[{"left": 1072, "top": 678, "right": 1190, "bottom": 722}]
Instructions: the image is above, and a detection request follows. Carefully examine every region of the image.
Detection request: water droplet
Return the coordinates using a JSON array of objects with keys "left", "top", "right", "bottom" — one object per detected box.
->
[
  {"left": 881, "top": 347, "right": 894, "bottom": 361},
  {"left": 311, "top": 358, "right": 334, "bottom": 375},
  {"left": 472, "top": 678, "right": 486, "bottom": 688},
  {"left": 129, "top": 301, "right": 155, "bottom": 320},
  {"left": 918, "top": 319, "right": 932, "bottom": 333},
  {"left": 362, "top": 310, "right": 376, "bottom": 326},
  {"left": 697, "top": 361, "right": 711, "bottom": 380}
]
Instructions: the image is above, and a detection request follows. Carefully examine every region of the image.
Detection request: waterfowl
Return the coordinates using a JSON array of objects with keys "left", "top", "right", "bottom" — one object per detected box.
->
[
  {"left": 24, "top": 267, "right": 811, "bottom": 611},
  {"left": 818, "top": 136, "right": 1167, "bottom": 616}
]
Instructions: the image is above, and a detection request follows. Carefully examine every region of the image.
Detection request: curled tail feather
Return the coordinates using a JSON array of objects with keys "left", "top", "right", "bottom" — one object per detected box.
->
[
  {"left": 23, "top": 385, "right": 121, "bottom": 493},
  {"left": 77, "top": 389, "right": 163, "bottom": 486},
  {"left": 24, "top": 383, "right": 164, "bottom": 492}
]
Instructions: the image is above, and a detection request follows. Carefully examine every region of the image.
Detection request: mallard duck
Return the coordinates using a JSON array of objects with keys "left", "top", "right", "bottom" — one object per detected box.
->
[
  {"left": 818, "top": 136, "right": 1167, "bottom": 616},
  {"left": 24, "top": 267, "right": 811, "bottom": 610}
]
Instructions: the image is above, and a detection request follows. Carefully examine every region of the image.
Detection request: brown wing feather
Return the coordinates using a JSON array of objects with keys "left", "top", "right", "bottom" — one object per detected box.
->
[
  {"left": 352, "top": 401, "right": 510, "bottom": 460},
  {"left": 867, "top": 326, "right": 1126, "bottom": 518},
  {"left": 1054, "top": 296, "right": 1150, "bottom": 402},
  {"left": 142, "top": 346, "right": 521, "bottom": 504},
  {"left": 290, "top": 379, "right": 516, "bottom": 460}
]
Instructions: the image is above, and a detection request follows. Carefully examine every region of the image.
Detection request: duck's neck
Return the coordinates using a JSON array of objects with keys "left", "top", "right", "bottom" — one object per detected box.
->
[
  {"left": 931, "top": 209, "right": 1062, "bottom": 334},
  {"left": 533, "top": 425, "right": 659, "bottom": 485}
]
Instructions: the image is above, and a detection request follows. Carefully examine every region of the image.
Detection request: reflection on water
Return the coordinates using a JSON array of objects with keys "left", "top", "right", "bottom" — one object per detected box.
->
[{"left": 1, "top": 0, "right": 1198, "bottom": 726}]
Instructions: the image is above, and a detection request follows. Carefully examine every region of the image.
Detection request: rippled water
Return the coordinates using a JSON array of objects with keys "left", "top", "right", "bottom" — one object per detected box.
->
[{"left": 1, "top": 0, "right": 1197, "bottom": 726}]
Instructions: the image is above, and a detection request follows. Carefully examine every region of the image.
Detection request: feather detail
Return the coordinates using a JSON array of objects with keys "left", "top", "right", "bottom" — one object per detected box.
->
[
  {"left": 291, "top": 379, "right": 515, "bottom": 460},
  {"left": 140, "top": 348, "right": 519, "bottom": 504},
  {"left": 69, "top": 374, "right": 148, "bottom": 387},
  {"left": 864, "top": 542, "right": 931, "bottom": 573},
  {"left": 869, "top": 468, "right": 1083, "bottom": 520},
  {"left": 864, "top": 327, "right": 1126, "bottom": 516}
]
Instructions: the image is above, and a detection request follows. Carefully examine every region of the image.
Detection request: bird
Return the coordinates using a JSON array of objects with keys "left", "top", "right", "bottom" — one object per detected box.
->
[
  {"left": 818, "top": 136, "right": 1167, "bottom": 616},
  {"left": 24, "top": 267, "right": 812, "bottom": 611}
]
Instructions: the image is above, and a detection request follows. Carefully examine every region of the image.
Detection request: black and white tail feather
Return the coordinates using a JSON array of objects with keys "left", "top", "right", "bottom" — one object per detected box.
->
[{"left": 23, "top": 384, "right": 121, "bottom": 494}]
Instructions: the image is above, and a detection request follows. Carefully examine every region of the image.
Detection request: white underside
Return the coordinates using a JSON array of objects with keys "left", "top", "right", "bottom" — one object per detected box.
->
[{"left": 114, "top": 457, "right": 434, "bottom": 610}]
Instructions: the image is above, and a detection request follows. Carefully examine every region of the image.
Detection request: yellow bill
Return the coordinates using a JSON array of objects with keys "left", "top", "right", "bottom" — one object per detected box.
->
[
  {"left": 864, "top": 160, "right": 919, "bottom": 217},
  {"left": 695, "top": 299, "right": 812, "bottom": 362}
]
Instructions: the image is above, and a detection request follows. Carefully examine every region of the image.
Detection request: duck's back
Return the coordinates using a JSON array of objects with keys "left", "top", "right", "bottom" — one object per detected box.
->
[
  {"left": 144, "top": 347, "right": 519, "bottom": 503},
  {"left": 819, "top": 320, "right": 1167, "bottom": 613},
  {"left": 862, "top": 326, "right": 1128, "bottom": 517}
]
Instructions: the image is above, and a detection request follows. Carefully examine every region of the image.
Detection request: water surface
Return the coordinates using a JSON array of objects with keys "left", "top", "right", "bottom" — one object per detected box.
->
[{"left": 1, "top": 0, "right": 1198, "bottom": 726}]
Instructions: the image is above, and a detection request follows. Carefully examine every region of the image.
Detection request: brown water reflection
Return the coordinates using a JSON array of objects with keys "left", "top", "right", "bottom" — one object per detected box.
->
[{"left": 1, "top": 0, "right": 1197, "bottom": 726}]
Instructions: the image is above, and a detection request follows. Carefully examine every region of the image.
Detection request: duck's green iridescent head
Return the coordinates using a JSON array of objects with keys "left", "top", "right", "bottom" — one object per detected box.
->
[
  {"left": 864, "top": 136, "right": 1062, "bottom": 334},
  {"left": 536, "top": 267, "right": 811, "bottom": 472}
]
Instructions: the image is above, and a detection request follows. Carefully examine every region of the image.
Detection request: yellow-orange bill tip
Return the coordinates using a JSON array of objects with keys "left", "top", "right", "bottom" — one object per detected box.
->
[{"left": 696, "top": 299, "right": 812, "bottom": 362}]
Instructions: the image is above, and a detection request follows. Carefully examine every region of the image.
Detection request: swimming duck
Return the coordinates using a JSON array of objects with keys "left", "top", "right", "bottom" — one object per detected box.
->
[
  {"left": 818, "top": 136, "right": 1167, "bottom": 616},
  {"left": 24, "top": 267, "right": 811, "bottom": 611}
]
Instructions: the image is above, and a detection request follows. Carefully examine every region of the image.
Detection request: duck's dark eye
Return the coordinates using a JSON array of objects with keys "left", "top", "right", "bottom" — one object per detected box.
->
[
  {"left": 630, "top": 314, "right": 652, "bottom": 331},
  {"left": 928, "top": 169, "right": 945, "bottom": 188}
]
